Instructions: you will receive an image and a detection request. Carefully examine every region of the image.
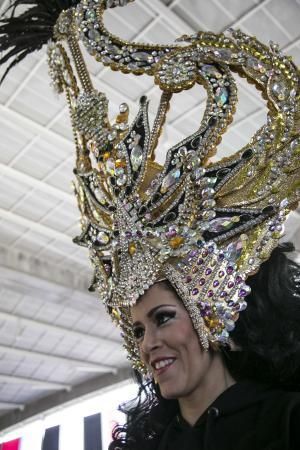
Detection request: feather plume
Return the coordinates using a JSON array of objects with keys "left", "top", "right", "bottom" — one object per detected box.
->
[{"left": 0, "top": 0, "right": 81, "bottom": 84}]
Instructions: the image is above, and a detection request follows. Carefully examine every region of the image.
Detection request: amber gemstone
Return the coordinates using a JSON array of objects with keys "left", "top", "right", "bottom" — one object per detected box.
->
[
  {"left": 128, "top": 242, "right": 137, "bottom": 256},
  {"left": 208, "top": 318, "right": 220, "bottom": 328},
  {"left": 115, "top": 159, "right": 126, "bottom": 168},
  {"left": 103, "top": 152, "right": 111, "bottom": 161},
  {"left": 112, "top": 308, "right": 121, "bottom": 321},
  {"left": 169, "top": 236, "right": 185, "bottom": 249}
]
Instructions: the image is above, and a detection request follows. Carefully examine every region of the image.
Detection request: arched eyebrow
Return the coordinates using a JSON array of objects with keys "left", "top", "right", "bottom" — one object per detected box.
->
[{"left": 132, "top": 304, "right": 176, "bottom": 328}]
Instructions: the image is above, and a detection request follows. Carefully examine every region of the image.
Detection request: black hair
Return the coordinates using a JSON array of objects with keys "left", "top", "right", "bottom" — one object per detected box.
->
[
  {"left": 109, "top": 372, "right": 178, "bottom": 450},
  {"left": 109, "top": 243, "right": 300, "bottom": 450},
  {"left": 224, "top": 242, "right": 300, "bottom": 389}
]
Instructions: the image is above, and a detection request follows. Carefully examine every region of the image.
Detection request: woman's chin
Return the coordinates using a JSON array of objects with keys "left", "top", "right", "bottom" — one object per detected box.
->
[{"left": 159, "top": 385, "right": 181, "bottom": 400}]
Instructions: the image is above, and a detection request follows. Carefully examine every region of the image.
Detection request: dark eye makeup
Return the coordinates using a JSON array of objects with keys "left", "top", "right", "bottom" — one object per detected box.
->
[
  {"left": 133, "top": 326, "right": 144, "bottom": 340},
  {"left": 132, "top": 309, "right": 176, "bottom": 341},
  {"left": 155, "top": 310, "right": 176, "bottom": 326}
]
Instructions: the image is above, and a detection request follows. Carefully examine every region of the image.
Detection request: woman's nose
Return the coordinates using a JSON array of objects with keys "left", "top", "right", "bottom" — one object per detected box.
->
[{"left": 141, "top": 327, "right": 160, "bottom": 354}]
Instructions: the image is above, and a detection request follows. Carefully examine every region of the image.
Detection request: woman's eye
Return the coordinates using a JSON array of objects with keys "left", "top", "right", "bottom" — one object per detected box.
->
[
  {"left": 156, "top": 311, "right": 176, "bottom": 326},
  {"left": 133, "top": 327, "right": 144, "bottom": 340}
]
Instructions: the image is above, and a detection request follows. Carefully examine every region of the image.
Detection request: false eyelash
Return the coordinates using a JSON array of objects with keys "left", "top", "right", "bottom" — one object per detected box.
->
[{"left": 154, "top": 310, "right": 176, "bottom": 325}]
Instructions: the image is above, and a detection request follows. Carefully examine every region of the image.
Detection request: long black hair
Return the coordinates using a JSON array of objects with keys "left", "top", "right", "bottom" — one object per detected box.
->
[
  {"left": 109, "top": 243, "right": 300, "bottom": 450},
  {"left": 225, "top": 242, "right": 300, "bottom": 389}
]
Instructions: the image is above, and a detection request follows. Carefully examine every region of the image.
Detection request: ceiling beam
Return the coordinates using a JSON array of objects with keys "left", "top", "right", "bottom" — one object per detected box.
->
[
  {"left": 0, "top": 246, "right": 93, "bottom": 303},
  {"left": 139, "top": 0, "right": 196, "bottom": 34},
  {"left": 227, "top": 107, "right": 265, "bottom": 130},
  {"left": 0, "top": 367, "right": 131, "bottom": 433},
  {"left": 109, "top": 4, "right": 137, "bottom": 33},
  {"left": 283, "top": 35, "right": 300, "bottom": 52},
  {"left": 0, "top": 310, "right": 121, "bottom": 347},
  {"left": 0, "top": 374, "right": 71, "bottom": 392},
  {"left": 7, "top": 247, "right": 84, "bottom": 275},
  {"left": 0, "top": 0, "right": 9, "bottom": 16},
  {"left": 0, "top": 164, "right": 74, "bottom": 204},
  {"left": 0, "top": 344, "right": 118, "bottom": 373},
  {"left": 5, "top": 56, "right": 47, "bottom": 108},
  {"left": 262, "top": 7, "right": 292, "bottom": 41},
  {"left": 0, "top": 208, "right": 73, "bottom": 246},
  {"left": 0, "top": 402, "right": 24, "bottom": 412},
  {"left": 0, "top": 106, "right": 73, "bottom": 149},
  {"left": 0, "top": 209, "right": 88, "bottom": 266},
  {"left": 283, "top": 211, "right": 300, "bottom": 243},
  {"left": 221, "top": 0, "right": 273, "bottom": 30}
]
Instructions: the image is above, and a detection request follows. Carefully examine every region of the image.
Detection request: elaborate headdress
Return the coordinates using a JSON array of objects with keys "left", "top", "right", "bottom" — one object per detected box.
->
[{"left": 1, "top": 0, "right": 300, "bottom": 372}]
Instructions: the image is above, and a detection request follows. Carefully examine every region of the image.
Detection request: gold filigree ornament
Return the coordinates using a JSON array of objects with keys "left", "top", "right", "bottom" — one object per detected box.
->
[
  {"left": 1, "top": 0, "right": 299, "bottom": 373},
  {"left": 61, "top": 2, "right": 300, "bottom": 372}
]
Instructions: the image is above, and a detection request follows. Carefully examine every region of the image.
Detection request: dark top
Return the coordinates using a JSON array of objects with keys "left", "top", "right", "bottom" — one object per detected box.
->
[{"left": 157, "top": 381, "right": 300, "bottom": 450}]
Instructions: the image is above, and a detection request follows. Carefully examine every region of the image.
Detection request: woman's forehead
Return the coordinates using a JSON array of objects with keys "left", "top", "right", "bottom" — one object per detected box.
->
[
  {"left": 139, "top": 282, "right": 180, "bottom": 304},
  {"left": 131, "top": 282, "right": 181, "bottom": 318}
]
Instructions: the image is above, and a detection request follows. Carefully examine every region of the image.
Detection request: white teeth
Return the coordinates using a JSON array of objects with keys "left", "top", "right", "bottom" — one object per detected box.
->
[{"left": 154, "top": 359, "right": 174, "bottom": 370}]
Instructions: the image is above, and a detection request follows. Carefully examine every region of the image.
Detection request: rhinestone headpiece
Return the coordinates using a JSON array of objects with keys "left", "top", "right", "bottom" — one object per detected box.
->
[{"left": 1, "top": 0, "right": 299, "bottom": 372}]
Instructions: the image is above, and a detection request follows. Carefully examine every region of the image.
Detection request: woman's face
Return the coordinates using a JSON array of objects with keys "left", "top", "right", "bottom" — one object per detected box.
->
[{"left": 131, "top": 282, "right": 221, "bottom": 401}]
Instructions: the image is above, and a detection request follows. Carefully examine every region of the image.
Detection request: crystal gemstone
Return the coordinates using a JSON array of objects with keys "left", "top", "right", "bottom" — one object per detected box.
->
[
  {"left": 161, "top": 169, "right": 181, "bottom": 194},
  {"left": 131, "top": 145, "right": 143, "bottom": 171},
  {"left": 97, "top": 231, "right": 110, "bottom": 245},
  {"left": 209, "top": 217, "right": 235, "bottom": 233},
  {"left": 215, "top": 87, "right": 229, "bottom": 106},
  {"left": 272, "top": 81, "right": 288, "bottom": 101}
]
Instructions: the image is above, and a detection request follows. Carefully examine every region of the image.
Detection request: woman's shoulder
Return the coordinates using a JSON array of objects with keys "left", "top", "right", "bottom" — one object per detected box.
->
[
  {"left": 243, "top": 381, "right": 300, "bottom": 415},
  {"left": 263, "top": 386, "right": 300, "bottom": 409},
  {"left": 259, "top": 388, "right": 300, "bottom": 449},
  {"left": 218, "top": 381, "right": 300, "bottom": 429},
  {"left": 221, "top": 382, "right": 300, "bottom": 450}
]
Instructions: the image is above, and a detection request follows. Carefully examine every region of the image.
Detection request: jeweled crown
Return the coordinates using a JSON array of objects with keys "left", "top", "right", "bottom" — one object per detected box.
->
[{"left": 1, "top": 0, "right": 299, "bottom": 371}]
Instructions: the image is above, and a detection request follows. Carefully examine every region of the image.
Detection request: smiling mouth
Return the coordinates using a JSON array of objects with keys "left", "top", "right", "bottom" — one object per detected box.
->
[{"left": 152, "top": 358, "right": 176, "bottom": 375}]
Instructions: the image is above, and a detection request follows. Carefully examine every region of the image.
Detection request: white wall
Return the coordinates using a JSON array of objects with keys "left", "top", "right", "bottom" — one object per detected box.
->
[{"left": 0, "top": 381, "right": 138, "bottom": 450}]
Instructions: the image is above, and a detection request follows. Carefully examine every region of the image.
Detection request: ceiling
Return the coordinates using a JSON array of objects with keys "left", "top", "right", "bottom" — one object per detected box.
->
[{"left": 0, "top": 0, "right": 299, "bottom": 431}]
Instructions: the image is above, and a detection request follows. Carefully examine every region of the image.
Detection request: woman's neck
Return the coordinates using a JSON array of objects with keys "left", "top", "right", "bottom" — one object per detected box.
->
[{"left": 178, "top": 353, "right": 236, "bottom": 426}]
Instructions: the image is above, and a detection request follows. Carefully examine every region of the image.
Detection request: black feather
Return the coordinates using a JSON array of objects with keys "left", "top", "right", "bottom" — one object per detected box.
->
[
  {"left": 0, "top": 49, "right": 31, "bottom": 84},
  {"left": 0, "top": 0, "right": 82, "bottom": 84}
]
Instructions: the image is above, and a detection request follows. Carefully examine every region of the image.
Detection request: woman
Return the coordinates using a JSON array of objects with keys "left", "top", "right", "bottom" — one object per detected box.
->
[
  {"left": 110, "top": 243, "right": 300, "bottom": 450},
  {"left": 0, "top": 2, "right": 299, "bottom": 449}
]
